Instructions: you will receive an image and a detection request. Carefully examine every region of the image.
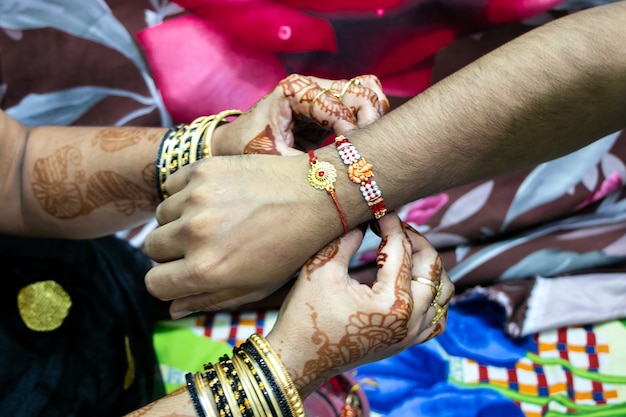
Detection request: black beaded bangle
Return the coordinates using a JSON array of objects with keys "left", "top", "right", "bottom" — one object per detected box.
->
[
  {"left": 220, "top": 355, "right": 253, "bottom": 417},
  {"left": 155, "top": 125, "right": 177, "bottom": 201},
  {"left": 204, "top": 362, "right": 233, "bottom": 417},
  {"left": 186, "top": 372, "right": 207, "bottom": 417},
  {"left": 240, "top": 341, "right": 292, "bottom": 417},
  {"left": 234, "top": 347, "right": 280, "bottom": 417}
]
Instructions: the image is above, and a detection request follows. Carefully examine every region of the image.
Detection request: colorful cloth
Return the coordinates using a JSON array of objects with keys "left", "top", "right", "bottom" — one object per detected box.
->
[{"left": 356, "top": 301, "right": 626, "bottom": 417}]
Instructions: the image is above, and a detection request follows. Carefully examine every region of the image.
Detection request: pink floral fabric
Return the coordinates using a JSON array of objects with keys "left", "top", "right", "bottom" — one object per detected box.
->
[{"left": 137, "top": 0, "right": 562, "bottom": 122}]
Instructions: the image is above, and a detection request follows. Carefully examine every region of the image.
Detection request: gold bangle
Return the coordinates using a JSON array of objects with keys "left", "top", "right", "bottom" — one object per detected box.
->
[
  {"left": 155, "top": 110, "right": 241, "bottom": 201},
  {"left": 231, "top": 353, "right": 268, "bottom": 417},
  {"left": 202, "top": 109, "right": 243, "bottom": 158},
  {"left": 194, "top": 371, "right": 214, "bottom": 416},
  {"left": 215, "top": 359, "right": 243, "bottom": 417},
  {"left": 235, "top": 347, "right": 283, "bottom": 417},
  {"left": 249, "top": 334, "right": 305, "bottom": 417}
]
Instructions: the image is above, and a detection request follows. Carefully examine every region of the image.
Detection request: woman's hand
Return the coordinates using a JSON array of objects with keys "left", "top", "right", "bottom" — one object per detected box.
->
[
  {"left": 211, "top": 73, "right": 389, "bottom": 156},
  {"left": 266, "top": 213, "right": 454, "bottom": 398},
  {"left": 144, "top": 74, "right": 389, "bottom": 316}
]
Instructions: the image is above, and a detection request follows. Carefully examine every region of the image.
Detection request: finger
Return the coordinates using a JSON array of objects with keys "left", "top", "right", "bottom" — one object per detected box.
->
[
  {"left": 306, "top": 87, "right": 358, "bottom": 134},
  {"left": 299, "top": 228, "right": 364, "bottom": 281},
  {"left": 332, "top": 228, "right": 366, "bottom": 266},
  {"left": 169, "top": 288, "right": 271, "bottom": 318},
  {"left": 144, "top": 257, "right": 207, "bottom": 301},
  {"left": 162, "top": 161, "right": 196, "bottom": 197},
  {"left": 403, "top": 223, "right": 441, "bottom": 284},
  {"left": 403, "top": 223, "right": 455, "bottom": 327},
  {"left": 313, "top": 75, "right": 390, "bottom": 115},
  {"left": 371, "top": 213, "right": 413, "bottom": 295},
  {"left": 154, "top": 191, "right": 186, "bottom": 226},
  {"left": 350, "top": 74, "right": 390, "bottom": 115},
  {"left": 143, "top": 221, "right": 185, "bottom": 263},
  {"left": 340, "top": 86, "right": 382, "bottom": 128}
]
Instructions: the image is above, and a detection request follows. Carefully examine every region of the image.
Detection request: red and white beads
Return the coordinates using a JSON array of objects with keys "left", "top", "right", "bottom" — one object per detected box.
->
[{"left": 334, "top": 135, "right": 387, "bottom": 219}]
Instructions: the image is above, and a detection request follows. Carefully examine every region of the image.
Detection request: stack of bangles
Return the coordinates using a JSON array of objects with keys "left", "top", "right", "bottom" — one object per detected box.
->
[
  {"left": 307, "top": 134, "right": 387, "bottom": 234},
  {"left": 185, "top": 334, "right": 305, "bottom": 417},
  {"left": 155, "top": 109, "right": 242, "bottom": 201}
]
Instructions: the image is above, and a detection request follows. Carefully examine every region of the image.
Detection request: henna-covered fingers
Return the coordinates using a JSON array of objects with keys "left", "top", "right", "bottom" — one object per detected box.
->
[
  {"left": 281, "top": 74, "right": 358, "bottom": 134},
  {"left": 319, "top": 75, "right": 389, "bottom": 128},
  {"left": 403, "top": 223, "right": 455, "bottom": 340}
]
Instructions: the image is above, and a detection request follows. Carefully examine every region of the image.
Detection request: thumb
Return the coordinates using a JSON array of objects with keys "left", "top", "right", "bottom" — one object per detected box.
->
[{"left": 300, "top": 228, "right": 364, "bottom": 281}]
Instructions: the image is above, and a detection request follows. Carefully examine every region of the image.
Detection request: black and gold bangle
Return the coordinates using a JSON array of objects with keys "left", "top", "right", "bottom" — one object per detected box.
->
[
  {"left": 215, "top": 359, "right": 241, "bottom": 417},
  {"left": 186, "top": 372, "right": 207, "bottom": 417},
  {"left": 204, "top": 362, "right": 233, "bottom": 417},
  {"left": 219, "top": 355, "right": 253, "bottom": 417},
  {"left": 154, "top": 111, "right": 241, "bottom": 202},
  {"left": 234, "top": 347, "right": 280, "bottom": 417},
  {"left": 240, "top": 341, "right": 291, "bottom": 417},
  {"left": 231, "top": 351, "right": 272, "bottom": 417},
  {"left": 249, "top": 334, "right": 305, "bottom": 417}
]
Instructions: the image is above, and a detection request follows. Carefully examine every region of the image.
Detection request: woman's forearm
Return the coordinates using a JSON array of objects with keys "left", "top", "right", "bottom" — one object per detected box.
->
[{"left": 16, "top": 122, "right": 165, "bottom": 238}]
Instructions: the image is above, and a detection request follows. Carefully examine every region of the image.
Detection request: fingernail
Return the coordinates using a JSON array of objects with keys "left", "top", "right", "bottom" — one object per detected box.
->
[{"left": 170, "top": 310, "right": 193, "bottom": 320}]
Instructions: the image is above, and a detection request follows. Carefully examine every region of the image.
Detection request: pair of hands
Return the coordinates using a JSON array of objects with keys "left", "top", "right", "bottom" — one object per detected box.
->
[
  {"left": 144, "top": 73, "right": 454, "bottom": 394},
  {"left": 145, "top": 73, "right": 389, "bottom": 315}
]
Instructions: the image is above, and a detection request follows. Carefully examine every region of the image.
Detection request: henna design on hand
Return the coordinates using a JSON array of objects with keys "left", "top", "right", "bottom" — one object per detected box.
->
[
  {"left": 31, "top": 146, "right": 83, "bottom": 218},
  {"left": 430, "top": 255, "right": 444, "bottom": 282},
  {"left": 243, "top": 125, "right": 279, "bottom": 155},
  {"left": 293, "top": 235, "right": 413, "bottom": 389},
  {"left": 31, "top": 145, "right": 156, "bottom": 219},
  {"left": 278, "top": 74, "right": 356, "bottom": 127},
  {"left": 424, "top": 321, "right": 445, "bottom": 342},
  {"left": 303, "top": 240, "right": 340, "bottom": 279}
]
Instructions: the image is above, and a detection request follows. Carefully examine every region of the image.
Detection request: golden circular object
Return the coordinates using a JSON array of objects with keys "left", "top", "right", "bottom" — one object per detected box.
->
[{"left": 17, "top": 280, "right": 72, "bottom": 332}]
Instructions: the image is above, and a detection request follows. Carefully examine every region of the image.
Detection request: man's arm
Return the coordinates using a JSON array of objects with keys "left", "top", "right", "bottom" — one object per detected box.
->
[
  {"left": 144, "top": 1, "right": 626, "bottom": 313},
  {"left": 319, "top": 0, "right": 626, "bottom": 221}
]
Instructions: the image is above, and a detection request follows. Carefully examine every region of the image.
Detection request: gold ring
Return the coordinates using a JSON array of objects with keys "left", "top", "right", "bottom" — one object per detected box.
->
[
  {"left": 413, "top": 276, "right": 447, "bottom": 326},
  {"left": 337, "top": 77, "right": 362, "bottom": 100},
  {"left": 429, "top": 279, "right": 448, "bottom": 326},
  {"left": 412, "top": 276, "right": 436, "bottom": 289},
  {"left": 309, "top": 88, "right": 331, "bottom": 118}
]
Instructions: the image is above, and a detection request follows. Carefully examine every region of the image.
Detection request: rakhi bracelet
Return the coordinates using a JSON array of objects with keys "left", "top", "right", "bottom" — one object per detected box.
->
[
  {"left": 307, "top": 150, "right": 350, "bottom": 234},
  {"left": 334, "top": 135, "right": 387, "bottom": 219},
  {"left": 155, "top": 110, "right": 241, "bottom": 201}
]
